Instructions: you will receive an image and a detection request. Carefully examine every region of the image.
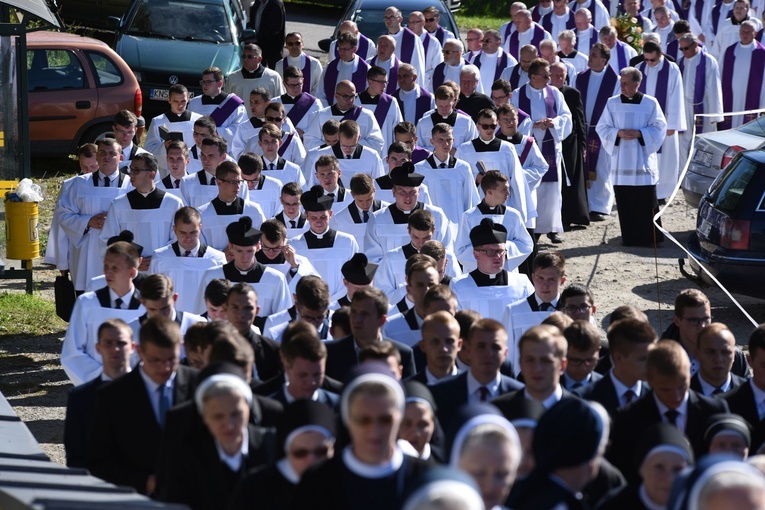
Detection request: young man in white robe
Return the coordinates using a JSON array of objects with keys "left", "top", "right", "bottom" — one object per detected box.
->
[
  {"left": 596, "top": 67, "right": 667, "bottom": 247},
  {"left": 635, "top": 41, "right": 686, "bottom": 201},
  {"left": 375, "top": 142, "right": 433, "bottom": 205},
  {"left": 112, "top": 110, "right": 148, "bottom": 172},
  {"left": 237, "top": 152, "right": 284, "bottom": 219},
  {"left": 383, "top": 255, "right": 440, "bottom": 347},
  {"left": 303, "top": 80, "right": 385, "bottom": 155},
  {"left": 179, "top": 135, "right": 247, "bottom": 209},
  {"left": 242, "top": 103, "right": 305, "bottom": 168},
  {"left": 252, "top": 123, "right": 306, "bottom": 188},
  {"left": 450, "top": 219, "right": 534, "bottom": 321},
  {"left": 289, "top": 186, "right": 360, "bottom": 302},
  {"left": 356, "top": 62, "right": 404, "bottom": 154},
  {"left": 195, "top": 216, "right": 292, "bottom": 317},
  {"left": 331, "top": 173, "right": 387, "bottom": 240},
  {"left": 311, "top": 155, "right": 353, "bottom": 215},
  {"left": 416, "top": 85, "right": 478, "bottom": 151},
  {"left": 272, "top": 66, "right": 324, "bottom": 139},
  {"left": 510, "top": 58, "right": 573, "bottom": 241},
  {"left": 100, "top": 153, "right": 183, "bottom": 271},
  {"left": 225, "top": 43, "right": 284, "bottom": 106},
  {"left": 275, "top": 33, "right": 323, "bottom": 97},
  {"left": 262, "top": 275, "right": 334, "bottom": 341},
  {"left": 254, "top": 219, "right": 320, "bottom": 295},
  {"left": 230, "top": 88, "right": 297, "bottom": 160},
  {"left": 58, "top": 138, "right": 131, "bottom": 293},
  {"left": 329, "top": 252, "right": 378, "bottom": 310},
  {"left": 273, "top": 182, "right": 309, "bottom": 236},
  {"left": 188, "top": 66, "right": 248, "bottom": 147},
  {"left": 196, "top": 161, "right": 267, "bottom": 254},
  {"left": 156, "top": 141, "right": 190, "bottom": 201}
]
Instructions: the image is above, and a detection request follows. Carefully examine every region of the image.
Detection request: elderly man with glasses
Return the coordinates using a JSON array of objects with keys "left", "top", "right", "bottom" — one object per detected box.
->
[{"left": 226, "top": 43, "right": 284, "bottom": 104}]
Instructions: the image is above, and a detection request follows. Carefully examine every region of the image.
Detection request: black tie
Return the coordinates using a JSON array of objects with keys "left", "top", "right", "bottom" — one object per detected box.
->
[
  {"left": 479, "top": 386, "right": 490, "bottom": 402},
  {"left": 665, "top": 409, "right": 680, "bottom": 427},
  {"left": 571, "top": 382, "right": 583, "bottom": 389},
  {"left": 184, "top": 250, "right": 192, "bottom": 257},
  {"left": 210, "top": 176, "right": 216, "bottom": 185},
  {"left": 103, "top": 176, "right": 110, "bottom": 187},
  {"left": 290, "top": 220, "right": 296, "bottom": 228},
  {"left": 327, "top": 193, "right": 335, "bottom": 199},
  {"left": 346, "top": 155, "right": 351, "bottom": 159},
  {"left": 362, "top": 210, "right": 369, "bottom": 223},
  {"left": 624, "top": 389, "right": 636, "bottom": 404},
  {"left": 114, "top": 298, "right": 123, "bottom": 309},
  {"left": 174, "top": 178, "right": 180, "bottom": 188},
  {"left": 541, "top": 302, "right": 553, "bottom": 311},
  {"left": 270, "top": 163, "right": 275, "bottom": 170},
  {"left": 712, "top": 387, "right": 724, "bottom": 395},
  {"left": 439, "top": 162, "right": 446, "bottom": 168}
]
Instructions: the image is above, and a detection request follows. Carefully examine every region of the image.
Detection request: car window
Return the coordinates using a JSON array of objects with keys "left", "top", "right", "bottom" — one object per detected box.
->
[
  {"left": 27, "top": 49, "right": 86, "bottom": 91},
  {"left": 126, "top": 0, "right": 233, "bottom": 43},
  {"left": 228, "top": 0, "right": 244, "bottom": 34},
  {"left": 355, "top": 9, "right": 387, "bottom": 40},
  {"left": 85, "top": 50, "right": 124, "bottom": 87},
  {"left": 709, "top": 156, "right": 758, "bottom": 213},
  {"left": 738, "top": 117, "right": 765, "bottom": 138}
]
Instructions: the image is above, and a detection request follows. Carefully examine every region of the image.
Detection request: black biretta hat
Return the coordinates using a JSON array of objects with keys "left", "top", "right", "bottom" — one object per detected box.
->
[
  {"left": 390, "top": 162, "right": 425, "bottom": 187},
  {"left": 226, "top": 216, "right": 262, "bottom": 246},
  {"left": 469, "top": 218, "right": 508, "bottom": 247},
  {"left": 300, "top": 185, "right": 334, "bottom": 212},
  {"left": 107, "top": 229, "right": 144, "bottom": 256},
  {"left": 341, "top": 253, "right": 378, "bottom": 285}
]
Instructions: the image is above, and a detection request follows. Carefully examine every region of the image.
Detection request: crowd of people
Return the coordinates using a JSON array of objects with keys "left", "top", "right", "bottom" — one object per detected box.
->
[{"left": 43, "top": 0, "right": 765, "bottom": 507}]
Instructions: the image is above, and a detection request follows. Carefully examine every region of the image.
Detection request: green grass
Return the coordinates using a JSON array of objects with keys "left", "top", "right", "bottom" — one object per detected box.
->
[
  {"left": 454, "top": 13, "right": 506, "bottom": 31},
  {"left": 0, "top": 292, "right": 67, "bottom": 338}
]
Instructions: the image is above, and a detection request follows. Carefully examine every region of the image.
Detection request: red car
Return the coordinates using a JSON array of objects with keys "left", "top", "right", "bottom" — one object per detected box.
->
[{"left": 27, "top": 31, "right": 142, "bottom": 155}]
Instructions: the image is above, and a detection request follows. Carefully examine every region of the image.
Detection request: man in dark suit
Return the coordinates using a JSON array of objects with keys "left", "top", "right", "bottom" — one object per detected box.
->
[
  {"left": 248, "top": 0, "right": 286, "bottom": 69},
  {"left": 608, "top": 339, "right": 729, "bottom": 481},
  {"left": 226, "top": 282, "right": 282, "bottom": 382},
  {"left": 690, "top": 323, "right": 747, "bottom": 397},
  {"left": 64, "top": 318, "right": 134, "bottom": 468},
  {"left": 408, "top": 310, "right": 461, "bottom": 385},
  {"left": 550, "top": 61, "right": 589, "bottom": 230},
  {"left": 325, "top": 287, "right": 416, "bottom": 382},
  {"left": 725, "top": 324, "right": 765, "bottom": 451},
  {"left": 87, "top": 316, "right": 199, "bottom": 495},
  {"left": 430, "top": 318, "right": 523, "bottom": 426},
  {"left": 269, "top": 331, "right": 340, "bottom": 410},
  {"left": 576, "top": 318, "right": 655, "bottom": 414},
  {"left": 561, "top": 320, "right": 603, "bottom": 391},
  {"left": 493, "top": 324, "right": 573, "bottom": 421}
]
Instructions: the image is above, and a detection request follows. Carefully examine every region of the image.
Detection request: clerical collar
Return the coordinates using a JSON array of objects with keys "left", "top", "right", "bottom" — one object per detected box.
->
[
  {"left": 479, "top": 136, "right": 495, "bottom": 144},
  {"left": 731, "top": 15, "right": 748, "bottom": 25},
  {"left": 343, "top": 446, "right": 404, "bottom": 478},
  {"left": 241, "top": 65, "right": 265, "bottom": 79},
  {"left": 479, "top": 269, "right": 500, "bottom": 279},
  {"left": 507, "top": 132, "right": 523, "bottom": 144},
  {"left": 398, "top": 87, "right": 416, "bottom": 97},
  {"left": 235, "top": 262, "right": 256, "bottom": 274},
  {"left": 137, "top": 187, "right": 156, "bottom": 198},
  {"left": 276, "top": 457, "right": 301, "bottom": 484},
  {"left": 620, "top": 92, "right": 644, "bottom": 104},
  {"left": 310, "top": 226, "right": 331, "bottom": 238},
  {"left": 359, "top": 90, "right": 380, "bottom": 103}
]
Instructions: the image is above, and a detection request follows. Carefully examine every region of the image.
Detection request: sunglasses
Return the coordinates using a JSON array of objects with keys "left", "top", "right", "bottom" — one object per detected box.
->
[
  {"left": 285, "top": 41, "right": 302, "bottom": 46},
  {"left": 289, "top": 446, "right": 330, "bottom": 459},
  {"left": 479, "top": 123, "right": 498, "bottom": 130},
  {"left": 424, "top": 16, "right": 437, "bottom": 22},
  {"left": 266, "top": 116, "right": 284, "bottom": 122}
]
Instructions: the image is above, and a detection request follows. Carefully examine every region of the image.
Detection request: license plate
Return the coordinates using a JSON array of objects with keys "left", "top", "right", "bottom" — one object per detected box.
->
[
  {"left": 693, "top": 149, "right": 714, "bottom": 167},
  {"left": 149, "top": 89, "right": 195, "bottom": 101},
  {"left": 698, "top": 217, "right": 713, "bottom": 238}
]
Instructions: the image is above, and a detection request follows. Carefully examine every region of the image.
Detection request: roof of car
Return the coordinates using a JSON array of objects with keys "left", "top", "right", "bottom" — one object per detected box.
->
[
  {"left": 351, "top": 0, "right": 451, "bottom": 12},
  {"left": 27, "top": 30, "right": 110, "bottom": 49}
]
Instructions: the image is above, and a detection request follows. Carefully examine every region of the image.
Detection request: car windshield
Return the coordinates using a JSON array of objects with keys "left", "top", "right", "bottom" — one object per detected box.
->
[
  {"left": 354, "top": 9, "right": 389, "bottom": 40},
  {"left": 708, "top": 155, "right": 759, "bottom": 213},
  {"left": 126, "top": 0, "right": 232, "bottom": 43},
  {"left": 738, "top": 117, "right": 765, "bottom": 137}
]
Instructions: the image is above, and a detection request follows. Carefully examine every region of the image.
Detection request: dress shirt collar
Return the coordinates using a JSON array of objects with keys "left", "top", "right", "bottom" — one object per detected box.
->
[
  {"left": 108, "top": 287, "right": 135, "bottom": 308},
  {"left": 698, "top": 372, "right": 732, "bottom": 395},
  {"left": 524, "top": 384, "right": 563, "bottom": 409},
  {"left": 609, "top": 368, "right": 643, "bottom": 403},
  {"left": 467, "top": 369, "right": 502, "bottom": 400},
  {"left": 425, "top": 365, "right": 459, "bottom": 384},
  {"left": 215, "top": 427, "right": 249, "bottom": 472},
  {"left": 654, "top": 391, "right": 689, "bottom": 428}
]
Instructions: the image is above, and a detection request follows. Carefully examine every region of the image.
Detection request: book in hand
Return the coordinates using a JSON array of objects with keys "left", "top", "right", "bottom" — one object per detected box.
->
[{"left": 159, "top": 125, "right": 185, "bottom": 142}]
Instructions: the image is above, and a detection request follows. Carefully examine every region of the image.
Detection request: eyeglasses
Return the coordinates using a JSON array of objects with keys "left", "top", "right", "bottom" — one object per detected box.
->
[
  {"left": 476, "top": 249, "right": 506, "bottom": 257},
  {"left": 337, "top": 46, "right": 354, "bottom": 53},
  {"left": 128, "top": 167, "right": 152, "bottom": 174},
  {"left": 479, "top": 123, "right": 498, "bottom": 130},
  {"left": 644, "top": 57, "right": 658, "bottom": 63},
  {"left": 369, "top": 78, "right": 388, "bottom": 84},
  {"left": 260, "top": 244, "right": 283, "bottom": 253},
  {"left": 218, "top": 178, "right": 243, "bottom": 185},
  {"left": 443, "top": 49, "right": 458, "bottom": 54},
  {"left": 492, "top": 94, "right": 508, "bottom": 101},
  {"left": 383, "top": 15, "right": 398, "bottom": 21},
  {"left": 336, "top": 93, "right": 357, "bottom": 101},
  {"left": 266, "top": 116, "right": 284, "bottom": 122},
  {"left": 340, "top": 144, "right": 358, "bottom": 151},
  {"left": 199, "top": 79, "right": 218, "bottom": 86},
  {"left": 290, "top": 446, "right": 330, "bottom": 459},
  {"left": 424, "top": 16, "right": 437, "bottom": 22},
  {"left": 285, "top": 41, "right": 302, "bottom": 46},
  {"left": 564, "top": 304, "right": 592, "bottom": 314},
  {"left": 567, "top": 355, "right": 599, "bottom": 367},
  {"left": 409, "top": 19, "right": 424, "bottom": 24},
  {"left": 683, "top": 316, "right": 712, "bottom": 326},
  {"left": 285, "top": 81, "right": 303, "bottom": 88},
  {"left": 679, "top": 45, "right": 694, "bottom": 51},
  {"left": 243, "top": 54, "right": 258, "bottom": 59}
]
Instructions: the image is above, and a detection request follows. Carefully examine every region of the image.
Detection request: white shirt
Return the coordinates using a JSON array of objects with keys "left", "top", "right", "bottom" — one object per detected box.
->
[
  {"left": 524, "top": 384, "right": 563, "bottom": 409},
  {"left": 108, "top": 287, "right": 135, "bottom": 309},
  {"left": 697, "top": 372, "right": 732, "bottom": 396},
  {"left": 610, "top": 369, "right": 643, "bottom": 407},
  {"left": 654, "top": 391, "right": 689, "bottom": 432},
  {"left": 750, "top": 379, "right": 765, "bottom": 420}
]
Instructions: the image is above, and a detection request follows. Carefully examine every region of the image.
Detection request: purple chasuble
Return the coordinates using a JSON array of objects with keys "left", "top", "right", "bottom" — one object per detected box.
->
[
  {"left": 576, "top": 67, "right": 618, "bottom": 178},
  {"left": 720, "top": 41, "right": 765, "bottom": 129},
  {"left": 372, "top": 94, "right": 394, "bottom": 128},
  {"left": 518, "top": 84, "right": 559, "bottom": 182},
  {"left": 541, "top": 11, "right": 576, "bottom": 34}
]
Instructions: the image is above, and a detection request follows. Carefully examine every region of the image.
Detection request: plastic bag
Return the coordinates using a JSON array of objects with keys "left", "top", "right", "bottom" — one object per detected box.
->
[{"left": 15, "top": 178, "right": 44, "bottom": 202}]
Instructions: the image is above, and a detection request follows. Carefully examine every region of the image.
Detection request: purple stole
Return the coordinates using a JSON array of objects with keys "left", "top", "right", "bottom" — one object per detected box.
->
[
  {"left": 323, "top": 57, "right": 369, "bottom": 103},
  {"left": 638, "top": 60, "right": 670, "bottom": 152},
  {"left": 397, "top": 28, "right": 417, "bottom": 64},
  {"left": 342, "top": 106, "right": 363, "bottom": 122},
  {"left": 372, "top": 94, "right": 394, "bottom": 128},
  {"left": 531, "top": 4, "right": 544, "bottom": 21},
  {"left": 575, "top": 27, "right": 598, "bottom": 52},
  {"left": 518, "top": 136, "right": 536, "bottom": 165},
  {"left": 711, "top": 2, "right": 728, "bottom": 35},
  {"left": 285, "top": 92, "right": 316, "bottom": 127},
  {"left": 518, "top": 108, "right": 530, "bottom": 126},
  {"left": 576, "top": 67, "right": 618, "bottom": 178},
  {"left": 334, "top": 33, "right": 371, "bottom": 60},
  {"left": 666, "top": 39, "right": 680, "bottom": 61},
  {"left": 433, "top": 63, "right": 446, "bottom": 90},
  {"left": 433, "top": 26, "right": 447, "bottom": 45},
  {"left": 615, "top": 42, "right": 628, "bottom": 71},
  {"left": 209, "top": 94, "right": 244, "bottom": 127},
  {"left": 759, "top": 29, "right": 765, "bottom": 43},
  {"left": 278, "top": 133, "right": 293, "bottom": 157},
  {"left": 541, "top": 11, "right": 576, "bottom": 35},
  {"left": 694, "top": 0, "right": 705, "bottom": 22},
  {"left": 671, "top": 0, "right": 690, "bottom": 20},
  {"left": 720, "top": 41, "right": 765, "bottom": 129},
  {"left": 508, "top": 25, "right": 546, "bottom": 60},
  {"left": 395, "top": 87, "right": 434, "bottom": 121},
  {"left": 472, "top": 51, "right": 509, "bottom": 82},
  {"left": 422, "top": 33, "right": 432, "bottom": 59},
  {"left": 509, "top": 65, "right": 523, "bottom": 90},
  {"left": 282, "top": 55, "right": 311, "bottom": 94},
  {"left": 518, "top": 84, "right": 558, "bottom": 182},
  {"left": 679, "top": 53, "right": 709, "bottom": 132},
  {"left": 370, "top": 56, "right": 399, "bottom": 95}
]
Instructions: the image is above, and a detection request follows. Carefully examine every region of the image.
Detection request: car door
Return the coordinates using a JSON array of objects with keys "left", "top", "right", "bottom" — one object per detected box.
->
[{"left": 28, "top": 47, "right": 95, "bottom": 146}]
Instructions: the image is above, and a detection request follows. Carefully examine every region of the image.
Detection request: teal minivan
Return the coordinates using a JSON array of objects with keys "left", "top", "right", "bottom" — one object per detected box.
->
[{"left": 110, "top": 0, "right": 253, "bottom": 118}]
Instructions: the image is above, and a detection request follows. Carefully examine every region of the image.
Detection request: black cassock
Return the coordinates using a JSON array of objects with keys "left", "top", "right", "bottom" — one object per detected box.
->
[{"left": 559, "top": 85, "right": 590, "bottom": 228}]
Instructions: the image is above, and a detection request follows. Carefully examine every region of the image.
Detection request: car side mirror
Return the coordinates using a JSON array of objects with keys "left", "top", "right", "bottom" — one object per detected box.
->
[
  {"left": 106, "top": 16, "right": 121, "bottom": 29},
  {"left": 241, "top": 28, "right": 256, "bottom": 43},
  {"left": 319, "top": 38, "right": 331, "bottom": 52}
]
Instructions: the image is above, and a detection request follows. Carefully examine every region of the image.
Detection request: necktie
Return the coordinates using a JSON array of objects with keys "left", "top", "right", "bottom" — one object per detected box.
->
[
  {"left": 290, "top": 220, "right": 296, "bottom": 228},
  {"left": 158, "top": 384, "right": 171, "bottom": 428},
  {"left": 541, "top": 302, "right": 553, "bottom": 311},
  {"left": 174, "top": 178, "right": 180, "bottom": 188},
  {"left": 712, "top": 387, "right": 724, "bottom": 395},
  {"left": 624, "top": 389, "right": 636, "bottom": 404},
  {"left": 346, "top": 155, "right": 351, "bottom": 159},
  {"left": 479, "top": 386, "right": 490, "bottom": 402},
  {"left": 362, "top": 210, "right": 369, "bottom": 223},
  {"left": 327, "top": 193, "right": 335, "bottom": 198},
  {"left": 665, "top": 409, "right": 680, "bottom": 427},
  {"left": 114, "top": 298, "right": 123, "bottom": 309},
  {"left": 270, "top": 163, "right": 275, "bottom": 170},
  {"left": 571, "top": 382, "right": 583, "bottom": 390},
  {"left": 210, "top": 176, "right": 216, "bottom": 185},
  {"left": 103, "top": 176, "right": 110, "bottom": 187},
  {"left": 183, "top": 250, "right": 192, "bottom": 257},
  {"left": 439, "top": 162, "right": 446, "bottom": 168}
]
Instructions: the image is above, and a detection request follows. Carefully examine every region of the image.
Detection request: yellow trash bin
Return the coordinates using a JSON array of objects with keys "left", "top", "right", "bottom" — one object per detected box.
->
[{"left": 5, "top": 201, "right": 40, "bottom": 260}]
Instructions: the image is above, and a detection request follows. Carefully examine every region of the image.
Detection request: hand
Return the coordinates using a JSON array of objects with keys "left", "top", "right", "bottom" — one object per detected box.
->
[
  {"left": 223, "top": 245, "right": 234, "bottom": 263},
  {"left": 146, "top": 475, "right": 156, "bottom": 495},
  {"left": 138, "top": 256, "right": 151, "bottom": 272},
  {"left": 297, "top": 128, "right": 305, "bottom": 138},
  {"left": 475, "top": 172, "right": 484, "bottom": 186},
  {"left": 87, "top": 212, "right": 107, "bottom": 229},
  {"left": 283, "top": 243, "right": 298, "bottom": 268},
  {"left": 667, "top": 130, "right": 675, "bottom": 136}
]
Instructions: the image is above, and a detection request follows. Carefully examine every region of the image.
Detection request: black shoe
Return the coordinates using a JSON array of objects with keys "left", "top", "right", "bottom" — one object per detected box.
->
[
  {"left": 547, "top": 233, "right": 564, "bottom": 244},
  {"left": 590, "top": 212, "right": 609, "bottom": 222}
]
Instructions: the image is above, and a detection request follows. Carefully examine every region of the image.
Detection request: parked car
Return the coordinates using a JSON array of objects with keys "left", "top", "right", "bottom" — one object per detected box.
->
[
  {"left": 681, "top": 117, "right": 765, "bottom": 208},
  {"left": 58, "top": 0, "right": 132, "bottom": 30},
  {"left": 319, "top": 0, "right": 460, "bottom": 53},
  {"left": 682, "top": 149, "right": 765, "bottom": 299},
  {"left": 110, "top": 0, "right": 252, "bottom": 119},
  {"left": 27, "top": 31, "right": 142, "bottom": 155}
]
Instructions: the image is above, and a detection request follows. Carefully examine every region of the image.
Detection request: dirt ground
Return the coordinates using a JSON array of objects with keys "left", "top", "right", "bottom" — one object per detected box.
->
[{"left": 0, "top": 192, "right": 763, "bottom": 467}]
